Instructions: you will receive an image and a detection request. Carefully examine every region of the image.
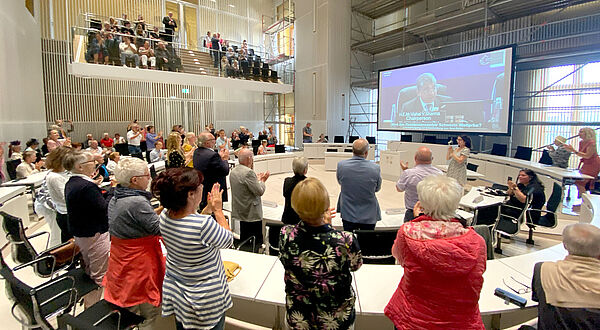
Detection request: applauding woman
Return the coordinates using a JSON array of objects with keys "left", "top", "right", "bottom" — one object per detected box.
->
[{"left": 446, "top": 135, "right": 471, "bottom": 186}]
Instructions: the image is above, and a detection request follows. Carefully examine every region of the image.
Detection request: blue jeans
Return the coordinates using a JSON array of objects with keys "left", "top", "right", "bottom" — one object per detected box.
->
[
  {"left": 176, "top": 314, "right": 225, "bottom": 330},
  {"left": 128, "top": 145, "right": 141, "bottom": 155}
]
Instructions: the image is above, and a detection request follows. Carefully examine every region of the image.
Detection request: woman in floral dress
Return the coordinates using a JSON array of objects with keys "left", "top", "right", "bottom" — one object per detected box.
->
[{"left": 279, "top": 177, "right": 363, "bottom": 329}]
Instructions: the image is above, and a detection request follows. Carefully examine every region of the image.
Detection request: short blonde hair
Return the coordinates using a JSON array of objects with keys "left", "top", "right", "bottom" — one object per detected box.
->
[
  {"left": 416, "top": 175, "right": 462, "bottom": 220},
  {"left": 580, "top": 127, "right": 596, "bottom": 140},
  {"left": 115, "top": 157, "right": 148, "bottom": 187},
  {"left": 291, "top": 177, "right": 330, "bottom": 223}
]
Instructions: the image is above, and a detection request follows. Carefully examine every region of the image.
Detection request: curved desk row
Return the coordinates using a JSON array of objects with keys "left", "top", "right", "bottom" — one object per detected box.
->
[
  {"left": 303, "top": 143, "right": 376, "bottom": 160},
  {"left": 222, "top": 195, "right": 596, "bottom": 329},
  {"left": 228, "top": 152, "right": 303, "bottom": 175}
]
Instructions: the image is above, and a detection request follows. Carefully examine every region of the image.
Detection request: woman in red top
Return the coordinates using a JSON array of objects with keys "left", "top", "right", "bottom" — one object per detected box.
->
[
  {"left": 385, "top": 175, "right": 486, "bottom": 330},
  {"left": 565, "top": 127, "right": 600, "bottom": 197}
]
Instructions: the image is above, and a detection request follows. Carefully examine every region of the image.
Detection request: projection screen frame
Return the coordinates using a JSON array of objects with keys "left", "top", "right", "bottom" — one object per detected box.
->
[{"left": 377, "top": 45, "right": 516, "bottom": 136}]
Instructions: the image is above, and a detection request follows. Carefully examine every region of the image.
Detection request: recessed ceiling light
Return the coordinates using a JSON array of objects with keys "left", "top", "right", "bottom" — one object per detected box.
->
[{"left": 229, "top": 4, "right": 235, "bottom": 8}]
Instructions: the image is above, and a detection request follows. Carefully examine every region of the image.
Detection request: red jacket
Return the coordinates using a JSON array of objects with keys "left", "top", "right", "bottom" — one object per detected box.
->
[
  {"left": 103, "top": 236, "right": 166, "bottom": 307},
  {"left": 385, "top": 216, "right": 486, "bottom": 329}
]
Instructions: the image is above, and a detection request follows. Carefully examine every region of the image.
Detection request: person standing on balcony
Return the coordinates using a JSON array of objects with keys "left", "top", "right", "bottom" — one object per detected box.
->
[{"left": 162, "top": 12, "right": 177, "bottom": 43}]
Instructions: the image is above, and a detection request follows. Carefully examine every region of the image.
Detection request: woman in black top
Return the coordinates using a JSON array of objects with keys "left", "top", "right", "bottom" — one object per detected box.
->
[
  {"left": 281, "top": 157, "right": 308, "bottom": 225},
  {"left": 166, "top": 132, "right": 185, "bottom": 168},
  {"left": 505, "top": 169, "right": 546, "bottom": 223},
  {"left": 63, "top": 150, "right": 109, "bottom": 308}
]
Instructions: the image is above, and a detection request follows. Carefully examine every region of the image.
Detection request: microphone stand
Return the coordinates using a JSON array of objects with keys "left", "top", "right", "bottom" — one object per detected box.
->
[{"left": 532, "top": 127, "right": 600, "bottom": 151}]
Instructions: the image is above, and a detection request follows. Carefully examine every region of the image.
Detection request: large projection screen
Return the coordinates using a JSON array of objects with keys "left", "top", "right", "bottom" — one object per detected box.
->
[{"left": 378, "top": 46, "right": 515, "bottom": 135}]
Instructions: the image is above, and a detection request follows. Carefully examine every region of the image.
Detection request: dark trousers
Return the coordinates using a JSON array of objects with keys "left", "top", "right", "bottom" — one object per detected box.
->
[
  {"left": 342, "top": 220, "right": 376, "bottom": 232},
  {"left": 403, "top": 209, "right": 415, "bottom": 223},
  {"left": 212, "top": 49, "right": 220, "bottom": 68},
  {"left": 56, "top": 212, "right": 73, "bottom": 243},
  {"left": 240, "top": 220, "right": 263, "bottom": 247}
]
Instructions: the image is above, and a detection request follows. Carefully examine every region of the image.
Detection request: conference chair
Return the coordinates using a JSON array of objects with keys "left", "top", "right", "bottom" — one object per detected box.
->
[
  {"left": 252, "top": 67, "right": 261, "bottom": 79},
  {"left": 349, "top": 136, "right": 359, "bottom": 143},
  {"left": 466, "top": 163, "right": 479, "bottom": 182},
  {"left": 491, "top": 143, "right": 508, "bottom": 157},
  {"left": 524, "top": 182, "right": 562, "bottom": 245},
  {"left": 265, "top": 222, "right": 285, "bottom": 256},
  {"left": 400, "top": 135, "right": 412, "bottom": 142},
  {"left": 0, "top": 253, "right": 143, "bottom": 330},
  {"left": 423, "top": 135, "right": 436, "bottom": 144},
  {"left": 514, "top": 146, "right": 533, "bottom": 161},
  {"left": 366, "top": 136, "right": 376, "bottom": 144},
  {"left": 472, "top": 225, "right": 494, "bottom": 260},
  {"left": 353, "top": 229, "right": 398, "bottom": 264},
  {"left": 538, "top": 150, "right": 553, "bottom": 165},
  {"left": 270, "top": 70, "right": 278, "bottom": 82},
  {"left": 333, "top": 136, "right": 344, "bottom": 143},
  {"left": 251, "top": 139, "right": 261, "bottom": 148},
  {"left": 493, "top": 195, "right": 532, "bottom": 254},
  {"left": 326, "top": 148, "right": 337, "bottom": 153},
  {"left": 6, "top": 159, "right": 21, "bottom": 180},
  {"left": 275, "top": 145, "right": 285, "bottom": 153}
]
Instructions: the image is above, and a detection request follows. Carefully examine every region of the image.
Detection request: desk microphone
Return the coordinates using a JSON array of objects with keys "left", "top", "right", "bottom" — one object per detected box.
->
[{"left": 494, "top": 288, "right": 527, "bottom": 308}]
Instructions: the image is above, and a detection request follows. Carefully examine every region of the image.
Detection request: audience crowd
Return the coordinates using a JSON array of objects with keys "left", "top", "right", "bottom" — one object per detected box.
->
[{"left": 1, "top": 121, "right": 599, "bottom": 330}]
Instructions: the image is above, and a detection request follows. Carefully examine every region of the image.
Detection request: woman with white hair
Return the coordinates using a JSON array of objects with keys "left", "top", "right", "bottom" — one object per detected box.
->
[
  {"left": 564, "top": 127, "right": 600, "bottom": 197},
  {"left": 182, "top": 132, "right": 198, "bottom": 167},
  {"left": 64, "top": 150, "right": 110, "bottom": 307},
  {"left": 281, "top": 157, "right": 308, "bottom": 225},
  {"left": 104, "top": 157, "right": 165, "bottom": 327},
  {"left": 16, "top": 150, "right": 43, "bottom": 179},
  {"left": 385, "top": 175, "right": 486, "bottom": 329},
  {"left": 547, "top": 135, "right": 571, "bottom": 169}
]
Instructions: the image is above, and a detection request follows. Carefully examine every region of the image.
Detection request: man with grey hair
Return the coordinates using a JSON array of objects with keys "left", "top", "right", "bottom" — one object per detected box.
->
[
  {"left": 282, "top": 157, "right": 309, "bottom": 224},
  {"left": 230, "top": 148, "right": 270, "bottom": 248},
  {"left": 106, "top": 157, "right": 163, "bottom": 327},
  {"left": 396, "top": 146, "right": 443, "bottom": 222},
  {"left": 193, "top": 132, "right": 230, "bottom": 209},
  {"left": 531, "top": 223, "right": 600, "bottom": 328},
  {"left": 336, "top": 138, "right": 382, "bottom": 231},
  {"left": 398, "top": 72, "right": 452, "bottom": 123}
]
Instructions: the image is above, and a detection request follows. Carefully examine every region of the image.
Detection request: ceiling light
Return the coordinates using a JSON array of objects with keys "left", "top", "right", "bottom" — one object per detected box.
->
[{"left": 229, "top": 4, "right": 235, "bottom": 8}]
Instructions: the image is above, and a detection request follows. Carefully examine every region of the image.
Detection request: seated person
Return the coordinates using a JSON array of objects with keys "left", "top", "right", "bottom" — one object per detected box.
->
[
  {"left": 86, "top": 139, "right": 104, "bottom": 155},
  {"left": 531, "top": 224, "right": 600, "bottom": 329},
  {"left": 8, "top": 141, "right": 22, "bottom": 160},
  {"left": 547, "top": 135, "right": 571, "bottom": 169},
  {"left": 221, "top": 56, "right": 229, "bottom": 76},
  {"left": 316, "top": 134, "right": 328, "bottom": 143},
  {"left": 497, "top": 169, "right": 546, "bottom": 234},
  {"left": 106, "top": 151, "right": 120, "bottom": 174},
  {"left": 231, "top": 59, "right": 240, "bottom": 77},
  {"left": 100, "top": 133, "right": 114, "bottom": 148},
  {"left": 257, "top": 140, "right": 268, "bottom": 155},
  {"left": 85, "top": 32, "right": 109, "bottom": 65},
  {"left": 149, "top": 141, "right": 166, "bottom": 163},
  {"left": 134, "top": 24, "right": 146, "bottom": 49},
  {"left": 155, "top": 42, "right": 175, "bottom": 71},
  {"left": 139, "top": 40, "right": 156, "bottom": 69},
  {"left": 120, "top": 21, "right": 134, "bottom": 36},
  {"left": 396, "top": 73, "right": 452, "bottom": 124},
  {"left": 16, "top": 151, "right": 44, "bottom": 179},
  {"left": 119, "top": 36, "right": 140, "bottom": 68}
]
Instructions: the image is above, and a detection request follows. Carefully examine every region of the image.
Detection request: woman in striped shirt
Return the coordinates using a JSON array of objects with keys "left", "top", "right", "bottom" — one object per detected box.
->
[{"left": 151, "top": 168, "right": 233, "bottom": 330}]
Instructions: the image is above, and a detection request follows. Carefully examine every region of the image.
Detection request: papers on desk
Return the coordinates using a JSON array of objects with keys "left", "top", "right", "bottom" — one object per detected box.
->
[
  {"left": 262, "top": 200, "right": 278, "bottom": 208},
  {"left": 385, "top": 208, "right": 405, "bottom": 215}
]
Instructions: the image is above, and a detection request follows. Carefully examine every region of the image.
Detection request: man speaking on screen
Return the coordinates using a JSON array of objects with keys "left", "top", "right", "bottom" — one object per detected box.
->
[{"left": 397, "top": 73, "right": 452, "bottom": 125}]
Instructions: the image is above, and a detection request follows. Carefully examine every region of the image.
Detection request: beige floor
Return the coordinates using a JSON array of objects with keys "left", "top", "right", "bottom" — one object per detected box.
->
[{"left": 1, "top": 160, "right": 566, "bottom": 329}]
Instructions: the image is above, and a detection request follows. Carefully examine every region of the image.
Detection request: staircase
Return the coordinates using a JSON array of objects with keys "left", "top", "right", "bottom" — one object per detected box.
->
[{"left": 179, "top": 49, "right": 220, "bottom": 77}]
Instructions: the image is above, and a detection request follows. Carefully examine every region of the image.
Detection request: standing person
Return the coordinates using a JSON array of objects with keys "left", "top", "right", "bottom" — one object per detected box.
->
[
  {"left": 104, "top": 158, "right": 165, "bottom": 328},
  {"left": 145, "top": 126, "right": 162, "bottom": 162},
  {"left": 302, "top": 122, "right": 312, "bottom": 143},
  {"left": 547, "top": 135, "right": 571, "bottom": 169},
  {"left": 203, "top": 31, "right": 211, "bottom": 48},
  {"left": 166, "top": 132, "right": 185, "bottom": 168},
  {"left": 336, "top": 139, "right": 381, "bottom": 231},
  {"left": 127, "top": 123, "right": 143, "bottom": 158},
  {"left": 45, "top": 147, "right": 73, "bottom": 244},
  {"left": 162, "top": 12, "right": 177, "bottom": 43},
  {"left": 151, "top": 168, "right": 233, "bottom": 330},
  {"left": 279, "top": 177, "right": 362, "bottom": 329},
  {"left": 446, "top": 135, "right": 471, "bottom": 186},
  {"left": 64, "top": 151, "right": 109, "bottom": 307},
  {"left": 281, "top": 157, "right": 308, "bottom": 225},
  {"left": 193, "top": 132, "right": 230, "bottom": 210},
  {"left": 230, "top": 148, "right": 269, "bottom": 246},
  {"left": 396, "top": 147, "right": 443, "bottom": 222},
  {"left": 564, "top": 127, "right": 600, "bottom": 197},
  {"left": 211, "top": 33, "right": 221, "bottom": 68},
  {"left": 385, "top": 175, "right": 486, "bottom": 329}
]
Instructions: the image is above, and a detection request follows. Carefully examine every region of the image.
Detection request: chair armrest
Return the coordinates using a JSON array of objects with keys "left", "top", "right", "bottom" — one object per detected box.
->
[
  {"left": 236, "top": 236, "right": 256, "bottom": 252},
  {"left": 94, "top": 309, "right": 121, "bottom": 329},
  {"left": 13, "top": 255, "right": 56, "bottom": 272},
  {"left": 501, "top": 204, "right": 523, "bottom": 211},
  {"left": 34, "top": 276, "right": 78, "bottom": 319},
  {"left": 27, "top": 231, "right": 50, "bottom": 250}
]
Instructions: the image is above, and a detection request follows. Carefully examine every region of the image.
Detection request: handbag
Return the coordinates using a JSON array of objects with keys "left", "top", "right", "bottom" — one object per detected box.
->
[{"left": 222, "top": 261, "right": 241, "bottom": 282}]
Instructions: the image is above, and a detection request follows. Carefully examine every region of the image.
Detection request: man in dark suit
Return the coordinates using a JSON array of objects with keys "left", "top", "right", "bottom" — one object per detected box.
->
[
  {"left": 336, "top": 138, "right": 382, "bottom": 231},
  {"left": 193, "top": 132, "right": 230, "bottom": 209},
  {"left": 398, "top": 73, "right": 452, "bottom": 124},
  {"left": 162, "top": 12, "right": 177, "bottom": 43},
  {"left": 211, "top": 33, "right": 221, "bottom": 68}
]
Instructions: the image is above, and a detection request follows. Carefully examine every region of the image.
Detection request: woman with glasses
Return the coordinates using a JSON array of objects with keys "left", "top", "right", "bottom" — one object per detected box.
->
[
  {"left": 104, "top": 157, "right": 165, "bottom": 328},
  {"left": 385, "top": 175, "right": 486, "bottom": 329},
  {"left": 446, "top": 135, "right": 471, "bottom": 186},
  {"left": 64, "top": 150, "right": 110, "bottom": 308}
]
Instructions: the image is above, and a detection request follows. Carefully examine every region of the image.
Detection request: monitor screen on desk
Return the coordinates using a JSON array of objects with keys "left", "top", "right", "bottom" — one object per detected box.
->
[{"left": 377, "top": 46, "right": 515, "bottom": 135}]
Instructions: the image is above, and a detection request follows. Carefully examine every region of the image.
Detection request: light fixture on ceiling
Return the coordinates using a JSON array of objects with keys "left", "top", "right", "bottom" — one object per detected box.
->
[{"left": 229, "top": 4, "right": 235, "bottom": 8}]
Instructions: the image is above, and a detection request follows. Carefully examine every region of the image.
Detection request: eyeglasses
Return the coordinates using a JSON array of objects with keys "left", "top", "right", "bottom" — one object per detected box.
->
[{"left": 503, "top": 276, "right": 531, "bottom": 294}]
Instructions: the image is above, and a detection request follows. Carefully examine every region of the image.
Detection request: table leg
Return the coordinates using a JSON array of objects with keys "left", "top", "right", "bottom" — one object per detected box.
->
[{"left": 273, "top": 306, "right": 286, "bottom": 330}]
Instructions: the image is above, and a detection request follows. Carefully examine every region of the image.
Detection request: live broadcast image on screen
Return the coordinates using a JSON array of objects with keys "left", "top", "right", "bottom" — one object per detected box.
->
[{"left": 378, "top": 47, "right": 514, "bottom": 135}]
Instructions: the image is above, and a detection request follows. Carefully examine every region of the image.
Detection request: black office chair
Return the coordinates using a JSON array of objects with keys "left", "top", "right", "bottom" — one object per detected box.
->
[
  {"left": 353, "top": 229, "right": 398, "bottom": 264},
  {"left": 251, "top": 139, "right": 261, "bottom": 147},
  {"left": 472, "top": 225, "right": 494, "bottom": 260},
  {"left": 252, "top": 145, "right": 259, "bottom": 155},
  {"left": 400, "top": 135, "right": 412, "bottom": 142},
  {"left": 366, "top": 136, "right": 376, "bottom": 144},
  {"left": 265, "top": 222, "right": 285, "bottom": 256},
  {"left": 514, "top": 146, "right": 533, "bottom": 161},
  {"left": 6, "top": 159, "right": 21, "bottom": 180},
  {"left": 262, "top": 68, "right": 270, "bottom": 78},
  {"left": 349, "top": 136, "right": 359, "bottom": 143},
  {"left": 539, "top": 150, "right": 553, "bottom": 165},
  {"left": 114, "top": 143, "right": 129, "bottom": 156},
  {"left": 524, "top": 182, "right": 562, "bottom": 245},
  {"left": 326, "top": 148, "right": 337, "bottom": 153},
  {"left": 275, "top": 145, "right": 285, "bottom": 153},
  {"left": 333, "top": 136, "right": 344, "bottom": 143},
  {"left": 493, "top": 195, "right": 532, "bottom": 254},
  {"left": 423, "top": 135, "right": 436, "bottom": 144},
  {"left": 466, "top": 163, "right": 479, "bottom": 172},
  {"left": 491, "top": 143, "right": 508, "bottom": 157}
]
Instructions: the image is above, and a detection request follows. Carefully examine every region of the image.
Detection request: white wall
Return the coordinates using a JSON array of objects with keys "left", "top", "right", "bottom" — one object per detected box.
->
[
  {"left": 213, "top": 88, "right": 265, "bottom": 135},
  {"left": 295, "top": 0, "right": 350, "bottom": 147},
  {"left": 0, "top": 1, "right": 46, "bottom": 143}
]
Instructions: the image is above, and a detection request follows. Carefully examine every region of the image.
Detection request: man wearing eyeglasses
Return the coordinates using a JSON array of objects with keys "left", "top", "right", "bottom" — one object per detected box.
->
[
  {"left": 193, "top": 132, "right": 230, "bottom": 209},
  {"left": 529, "top": 224, "right": 600, "bottom": 329}
]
